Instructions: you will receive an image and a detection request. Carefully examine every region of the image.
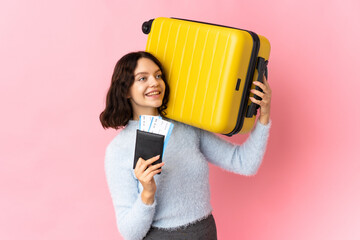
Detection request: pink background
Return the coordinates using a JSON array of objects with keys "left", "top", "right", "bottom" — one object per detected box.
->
[{"left": 1, "top": 0, "right": 359, "bottom": 239}]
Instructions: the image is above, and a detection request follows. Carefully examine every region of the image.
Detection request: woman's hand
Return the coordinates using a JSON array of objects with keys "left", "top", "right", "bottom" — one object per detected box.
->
[
  {"left": 249, "top": 74, "right": 272, "bottom": 125},
  {"left": 134, "top": 155, "right": 164, "bottom": 205}
]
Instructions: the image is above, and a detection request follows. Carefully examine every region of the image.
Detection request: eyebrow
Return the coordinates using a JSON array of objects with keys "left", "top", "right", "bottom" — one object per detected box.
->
[{"left": 134, "top": 69, "right": 161, "bottom": 77}]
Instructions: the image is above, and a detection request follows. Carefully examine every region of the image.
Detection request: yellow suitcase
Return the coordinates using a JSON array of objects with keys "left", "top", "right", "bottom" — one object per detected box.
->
[{"left": 142, "top": 17, "right": 271, "bottom": 135}]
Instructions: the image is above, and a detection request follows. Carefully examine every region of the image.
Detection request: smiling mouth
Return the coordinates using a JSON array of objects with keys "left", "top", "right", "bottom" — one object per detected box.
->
[{"left": 145, "top": 91, "right": 161, "bottom": 96}]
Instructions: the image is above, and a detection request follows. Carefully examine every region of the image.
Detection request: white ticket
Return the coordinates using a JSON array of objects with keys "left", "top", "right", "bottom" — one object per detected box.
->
[
  {"left": 139, "top": 115, "right": 161, "bottom": 132},
  {"left": 138, "top": 115, "right": 174, "bottom": 152},
  {"left": 149, "top": 118, "right": 170, "bottom": 135}
]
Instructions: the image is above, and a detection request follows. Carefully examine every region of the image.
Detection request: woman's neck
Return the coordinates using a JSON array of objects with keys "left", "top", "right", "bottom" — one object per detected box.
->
[{"left": 132, "top": 111, "right": 160, "bottom": 120}]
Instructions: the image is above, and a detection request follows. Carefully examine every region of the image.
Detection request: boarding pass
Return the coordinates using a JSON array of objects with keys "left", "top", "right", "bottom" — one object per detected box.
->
[{"left": 139, "top": 115, "right": 174, "bottom": 151}]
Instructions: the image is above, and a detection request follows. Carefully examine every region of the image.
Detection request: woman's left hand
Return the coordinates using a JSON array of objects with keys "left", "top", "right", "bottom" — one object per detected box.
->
[{"left": 249, "top": 74, "right": 272, "bottom": 125}]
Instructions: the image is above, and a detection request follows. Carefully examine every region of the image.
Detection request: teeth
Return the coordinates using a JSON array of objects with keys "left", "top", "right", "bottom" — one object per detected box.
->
[{"left": 146, "top": 92, "right": 160, "bottom": 96}]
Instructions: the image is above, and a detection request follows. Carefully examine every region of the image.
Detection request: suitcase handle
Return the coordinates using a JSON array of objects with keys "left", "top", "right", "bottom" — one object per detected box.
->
[
  {"left": 246, "top": 57, "right": 268, "bottom": 118},
  {"left": 142, "top": 19, "right": 154, "bottom": 34}
]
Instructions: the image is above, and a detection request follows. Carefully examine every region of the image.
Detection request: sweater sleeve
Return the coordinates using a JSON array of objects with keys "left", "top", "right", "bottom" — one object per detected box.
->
[
  {"left": 199, "top": 120, "right": 271, "bottom": 176},
  {"left": 105, "top": 144, "right": 156, "bottom": 240}
]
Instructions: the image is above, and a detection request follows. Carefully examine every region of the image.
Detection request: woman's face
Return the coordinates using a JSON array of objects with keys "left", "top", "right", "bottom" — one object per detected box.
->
[{"left": 128, "top": 57, "right": 166, "bottom": 119}]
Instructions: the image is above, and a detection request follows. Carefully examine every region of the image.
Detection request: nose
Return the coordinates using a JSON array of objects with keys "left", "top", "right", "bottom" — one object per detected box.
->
[{"left": 149, "top": 75, "right": 160, "bottom": 87}]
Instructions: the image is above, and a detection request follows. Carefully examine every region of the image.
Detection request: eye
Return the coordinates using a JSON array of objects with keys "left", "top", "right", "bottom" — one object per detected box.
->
[
  {"left": 155, "top": 74, "right": 163, "bottom": 79},
  {"left": 138, "top": 76, "right": 146, "bottom": 81}
]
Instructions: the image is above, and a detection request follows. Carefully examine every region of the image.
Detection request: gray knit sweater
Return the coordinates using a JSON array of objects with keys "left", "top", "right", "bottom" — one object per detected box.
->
[{"left": 105, "top": 119, "right": 271, "bottom": 240}]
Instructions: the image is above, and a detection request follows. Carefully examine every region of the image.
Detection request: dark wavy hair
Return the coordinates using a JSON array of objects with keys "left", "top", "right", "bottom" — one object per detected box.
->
[{"left": 99, "top": 51, "right": 170, "bottom": 129}]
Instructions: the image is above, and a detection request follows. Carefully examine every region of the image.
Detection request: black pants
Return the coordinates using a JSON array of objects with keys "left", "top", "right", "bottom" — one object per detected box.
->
[{"left": 143, "top": 214, "right": 217, "bottom": 240}]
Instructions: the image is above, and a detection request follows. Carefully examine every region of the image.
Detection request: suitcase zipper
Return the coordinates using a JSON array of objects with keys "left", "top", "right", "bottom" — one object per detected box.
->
[{"left": 226, "top": 32, "right": 260, "bottom": 136}]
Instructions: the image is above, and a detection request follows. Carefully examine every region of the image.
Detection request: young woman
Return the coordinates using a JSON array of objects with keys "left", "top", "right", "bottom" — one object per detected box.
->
[{"left": 100, "top": 51, "right": 272, "bottom": 240}]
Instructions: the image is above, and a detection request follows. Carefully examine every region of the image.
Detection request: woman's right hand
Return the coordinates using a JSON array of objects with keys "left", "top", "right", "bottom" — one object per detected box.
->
[{"left": 134, "top": 155, "right": 164, "bottom": 205}]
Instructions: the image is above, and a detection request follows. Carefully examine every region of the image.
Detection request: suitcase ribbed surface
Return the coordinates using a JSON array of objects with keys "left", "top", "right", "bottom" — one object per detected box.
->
[{"left": 146, "top": 18, "right": 255, "bottom": 134}]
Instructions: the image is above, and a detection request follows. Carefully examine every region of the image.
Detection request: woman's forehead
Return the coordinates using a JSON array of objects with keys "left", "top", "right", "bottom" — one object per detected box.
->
[{"left": 134, "top": 58, "right": 161, "bottom": 74}]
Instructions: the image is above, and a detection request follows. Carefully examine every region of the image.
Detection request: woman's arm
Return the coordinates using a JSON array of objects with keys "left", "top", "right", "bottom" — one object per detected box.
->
[
  {"left": 199, "top": 120, "right": 271, "bottom": 175},
  {"left": 105, "top": 146, "right": 156, "bottom": 240},
  {"left": 199, "top": 75, "right": 272, "bottom": 175}
]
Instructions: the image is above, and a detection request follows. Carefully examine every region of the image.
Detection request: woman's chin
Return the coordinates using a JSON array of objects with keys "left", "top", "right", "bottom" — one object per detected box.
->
[{"left": 145, "top": 98, "right": 163, "bottom": 107}]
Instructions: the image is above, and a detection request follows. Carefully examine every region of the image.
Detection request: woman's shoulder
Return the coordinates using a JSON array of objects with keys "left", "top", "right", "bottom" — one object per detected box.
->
[
  {"left": 104, "top": 122, "right": 138, "bottom": 172},
  {"left": 106, "top": 121, "right": 138, "bottom": 153}
]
